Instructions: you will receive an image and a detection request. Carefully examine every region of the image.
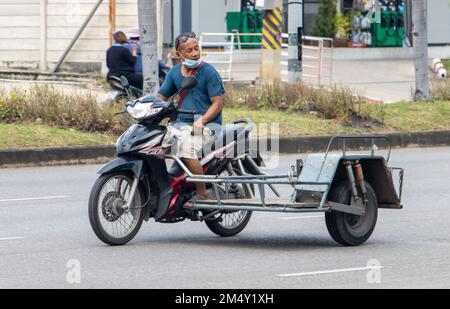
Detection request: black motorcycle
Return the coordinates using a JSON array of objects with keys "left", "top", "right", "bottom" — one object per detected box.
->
[
  {"left": 89, "top": 76, "right": 265, "bottom": 246},
  {"left": 107, "top": 76, "right": 143, "bottom": 102}
]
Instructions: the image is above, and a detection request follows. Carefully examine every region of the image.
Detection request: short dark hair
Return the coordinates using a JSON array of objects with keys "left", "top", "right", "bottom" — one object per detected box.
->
[
  {"left": 113, "top": 31, "right": 128, "bottom": 44},
  {"left": 175, "top": 32, "right": 197, "bottom": 51}
]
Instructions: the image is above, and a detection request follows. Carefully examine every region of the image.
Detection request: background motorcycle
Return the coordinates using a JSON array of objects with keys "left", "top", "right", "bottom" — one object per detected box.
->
[
  {"left": 89, "top": 76, "right": 266, "bottom": 246},
  {"left": 107, "top": 76, "right": 143, "bottom": 102}
]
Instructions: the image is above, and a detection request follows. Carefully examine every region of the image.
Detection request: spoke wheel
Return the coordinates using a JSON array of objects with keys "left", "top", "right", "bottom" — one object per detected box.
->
[
  {"left": 204, "top": 166, "right": 253, "bottom": 237},
  {"left": 89, "top": 172, "right": 145, "bottom": 246}
]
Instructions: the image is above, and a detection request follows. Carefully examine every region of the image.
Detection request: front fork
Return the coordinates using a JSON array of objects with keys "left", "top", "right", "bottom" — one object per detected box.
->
[{"left": 122, "top": 176, "right": 140, "bottom": 212}]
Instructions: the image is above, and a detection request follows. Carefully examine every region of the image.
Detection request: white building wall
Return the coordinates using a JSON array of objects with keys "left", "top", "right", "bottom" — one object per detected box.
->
[
  {"left": 0, "top": 0, "right": 41, "bottom": 66},
  {"left": 191, "top": 0, "right": 227, "bottom": 35},
  {"left": 0, "top": 0, "right": 139, "bottom": 72},
  {"left": 427, "top": 0, "right": 450, "bottom": 45}
]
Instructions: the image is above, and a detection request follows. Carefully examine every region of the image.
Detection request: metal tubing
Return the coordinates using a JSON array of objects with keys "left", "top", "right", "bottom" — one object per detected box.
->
[
  {"left": 40, "top": 0, "right": 47, "bottom": 72},
  {"left": 324, "top": 136, "right": 392, "bottom": 163},
  {"left": 235, "top": 159, "right": 256, "bottom": 199},
  {"left": 168, "top": 155, "right": 329, "bottom": 187},
  {"left": 213, "top": 184, "right": 222, "bottom": 207},
  {"left": 52, "top": 0, "right": 104, "bottom": 73},
  {"left": 186, "top": 177, "right": 331, "bottom": 186},
  {"left": 245, "top": 155, "right": 281, "bottom": 197},
  {"left": 168, "top": 155, "right": 289, "bottom": 180},
  {"left": 318, "top": 135, "right": 393, "bottom": 182},
  {"left": 185, "top": 204, "right": 330, "bottom": 214},
  {"left": 258, "top": 184, "right": 266, "bottom": 207}
]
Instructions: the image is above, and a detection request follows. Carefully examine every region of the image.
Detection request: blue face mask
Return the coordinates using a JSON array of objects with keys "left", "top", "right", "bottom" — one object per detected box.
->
[{"left": 182, "top": 58, "right": 202, "bottom": 69}]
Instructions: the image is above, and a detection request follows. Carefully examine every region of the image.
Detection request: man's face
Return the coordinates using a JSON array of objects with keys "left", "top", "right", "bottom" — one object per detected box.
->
[{"left": 177, "top": 38, "right": 201, "bottom": 61}]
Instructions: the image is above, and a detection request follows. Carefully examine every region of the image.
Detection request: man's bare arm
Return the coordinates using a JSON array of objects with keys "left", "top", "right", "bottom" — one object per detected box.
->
[
  {"left": 201, "top": 94, "right": 224, "bottom": 124},
  {"left": 156, "top": 93, "right": 168, "bottom": 101}
]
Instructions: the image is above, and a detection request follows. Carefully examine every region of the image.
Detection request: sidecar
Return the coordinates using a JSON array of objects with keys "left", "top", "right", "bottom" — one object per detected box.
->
[{"left": 177, "top": 136, "right": 404, "bottom": 246}]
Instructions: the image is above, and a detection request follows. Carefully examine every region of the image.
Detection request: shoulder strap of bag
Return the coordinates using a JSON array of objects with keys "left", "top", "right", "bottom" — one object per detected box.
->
[{"left": 178, "top": 61, "right": 205, "bottom": 108}]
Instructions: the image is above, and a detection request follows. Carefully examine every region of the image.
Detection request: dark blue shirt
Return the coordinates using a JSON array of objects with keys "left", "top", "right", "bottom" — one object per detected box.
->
[
  {"left": 126, "top": 40, "right": 142, "bottom": 74},
  {"left": 158, "top": 63, "right": 225, "bottom": 125}
]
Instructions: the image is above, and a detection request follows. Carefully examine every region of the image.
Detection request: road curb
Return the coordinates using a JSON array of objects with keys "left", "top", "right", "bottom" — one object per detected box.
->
[
  {"left": 276, "top": 130, "right": 450, "bottom": 154},
  {"left": 0, "top": 145, "right": 116, "bottom": 168},
  {"left": 1, "top": 130, "right": 449, "bottom": 168}
]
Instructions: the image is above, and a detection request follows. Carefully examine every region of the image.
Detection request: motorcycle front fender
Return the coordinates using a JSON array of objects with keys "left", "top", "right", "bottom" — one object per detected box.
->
[
  {"left": 98, "top": 156, "right": 174, "bottom": 222},
  {"left": 98, "top": 156, "right": 145, "bottom": 180}
]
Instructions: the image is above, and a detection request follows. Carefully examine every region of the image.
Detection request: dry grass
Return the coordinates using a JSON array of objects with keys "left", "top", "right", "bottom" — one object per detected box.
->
[
  {"left": 224, "top": 81, "right": 367, "bottom": 121},
  {"left": 432, "top": 79, "right": 450, "bottom": 101},
  {"left": 0, "top": 82, "right": 448, "bottom": 148},
  {"left": 0, "top": 85, "right": 129, "bottom": 133}
]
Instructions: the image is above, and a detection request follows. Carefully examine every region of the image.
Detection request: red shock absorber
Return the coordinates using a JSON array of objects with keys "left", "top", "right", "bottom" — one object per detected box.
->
[{"left": 353, "top": 161, "right": 367, "bottom": 200}]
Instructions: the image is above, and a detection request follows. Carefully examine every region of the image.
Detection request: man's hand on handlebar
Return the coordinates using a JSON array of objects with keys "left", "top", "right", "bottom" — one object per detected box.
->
[{"left": 193, "top": 117, "right": 204, "bottom": 136}]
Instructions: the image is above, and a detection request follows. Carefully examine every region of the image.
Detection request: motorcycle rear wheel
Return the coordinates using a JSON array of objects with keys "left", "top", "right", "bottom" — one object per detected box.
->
[{"left": 204, "top": 167, "right": 253, "bottom": 237}]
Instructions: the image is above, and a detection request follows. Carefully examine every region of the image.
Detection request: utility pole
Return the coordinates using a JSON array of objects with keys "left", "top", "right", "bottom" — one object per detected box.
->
[
  {"left": 412, "top": 0, "right": 432, "bottom": 101},
  {"left": 138, "top": 0, "right": 160, "bottom": 94},
  {"left": 109, "top": 0, "right": 116, "bottom": 46},
  {"left": 288, "top": 0, "right": 303, "bottom": 83}
]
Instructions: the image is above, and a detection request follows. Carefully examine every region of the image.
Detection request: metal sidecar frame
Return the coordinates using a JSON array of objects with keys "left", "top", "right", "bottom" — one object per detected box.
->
[{"left": 171, "top": 135, "right": 404, "bottom": 216}]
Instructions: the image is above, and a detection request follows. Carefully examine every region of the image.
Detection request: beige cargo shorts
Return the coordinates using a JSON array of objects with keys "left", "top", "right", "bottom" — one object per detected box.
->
[{"left": 162, "top": 124, "right": 215, "bottom": 160}]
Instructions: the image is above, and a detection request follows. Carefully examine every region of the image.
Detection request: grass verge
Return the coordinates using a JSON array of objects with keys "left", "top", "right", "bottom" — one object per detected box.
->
[
  {"left": 0, "top": 123, "right": 117, "bottom": 149},
  {"left": 2, "top": 100, "right": 448, "bottom": 149}
]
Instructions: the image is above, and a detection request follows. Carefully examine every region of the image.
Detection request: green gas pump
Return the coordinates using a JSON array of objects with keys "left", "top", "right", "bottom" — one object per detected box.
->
[
  {"left": 226, "top": 0, "right": 263, "bottom": 49},
  {"left": 371, "top": 10, "right": 404, "bottom": 47}
]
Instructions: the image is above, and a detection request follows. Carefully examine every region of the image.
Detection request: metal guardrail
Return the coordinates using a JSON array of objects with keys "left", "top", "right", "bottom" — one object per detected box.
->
[
  {"left": 199, "top": 33, "right": 236, "bottom": 81},
  {"left": 281, "top": 34, "right": 333, "bottom": 86},
  {"left": 199, "top": 32, "right": 333, "bottom": 85}
]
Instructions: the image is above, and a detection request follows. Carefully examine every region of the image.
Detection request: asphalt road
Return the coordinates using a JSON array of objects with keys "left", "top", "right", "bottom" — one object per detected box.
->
[{"left": 0, "top": 147, "right": 449, "bottom": 289}]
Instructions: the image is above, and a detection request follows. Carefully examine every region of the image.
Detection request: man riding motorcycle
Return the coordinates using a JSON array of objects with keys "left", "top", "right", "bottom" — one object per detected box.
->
[{"left": 156, "top": 32, "right": 225, "bottom": 204}]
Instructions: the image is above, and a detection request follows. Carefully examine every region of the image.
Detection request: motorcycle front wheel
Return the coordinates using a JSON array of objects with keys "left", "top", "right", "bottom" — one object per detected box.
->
[{"left": 88, "top": 172, "right": 145, "bottom": 246}]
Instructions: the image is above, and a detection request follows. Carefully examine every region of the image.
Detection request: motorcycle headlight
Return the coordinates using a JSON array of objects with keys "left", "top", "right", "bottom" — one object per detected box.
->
[{"left": 127, "top": 103, "right": 163, "bottom": 120}]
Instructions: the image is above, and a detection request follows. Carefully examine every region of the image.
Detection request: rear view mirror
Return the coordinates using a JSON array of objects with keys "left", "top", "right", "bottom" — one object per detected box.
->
[{"left": 182, "top": 76, "right": 198, "bottom": 90}]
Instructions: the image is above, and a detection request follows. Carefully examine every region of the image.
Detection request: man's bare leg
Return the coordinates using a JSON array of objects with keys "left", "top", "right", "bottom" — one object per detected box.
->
[{"left": 182, "top": 158, "right": 208, "bottom": 199}]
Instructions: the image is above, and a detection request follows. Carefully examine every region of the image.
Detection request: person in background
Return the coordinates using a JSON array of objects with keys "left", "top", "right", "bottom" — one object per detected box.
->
[
  {"left": 106, "top": 31, "right": 143, "bottom": 90},
  {"left": 127, "top": 27, "right": 170, "bottom": 85},
  {"left": 127, "top": 28, "right": 143, "bottom": 75}
]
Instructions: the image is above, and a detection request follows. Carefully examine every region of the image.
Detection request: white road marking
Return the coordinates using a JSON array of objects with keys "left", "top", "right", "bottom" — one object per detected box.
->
[
  {"left": 277, "top": 266, "right": 384, "bottom": 277},
  {"left": 0, "top": 196, "right": 71, "bottom": 203},
  {"left": 279, "top": 215, "right": 324, "bottom": 220},
  {"left": 0, "top": 237, "right": 24, "bottom": 241}
]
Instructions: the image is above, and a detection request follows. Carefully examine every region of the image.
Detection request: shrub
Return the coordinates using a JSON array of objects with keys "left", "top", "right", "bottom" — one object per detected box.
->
[
  {"left": 0, "top": 85, "right": 128, "bottom": 133},
  {"left": 310, "top": 0, "right": 337, "bottom": 38},
  {"left": 432, "top": 79, "right": 450, "bottom": 101},
  {"left": 224, "top": 81, "right": 362, "bottom": 120}
]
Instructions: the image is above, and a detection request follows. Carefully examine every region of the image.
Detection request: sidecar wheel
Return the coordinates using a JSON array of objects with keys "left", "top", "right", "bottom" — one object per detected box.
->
[{"left": 325, "top": 181, "right": 378, "bottom": 246}]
